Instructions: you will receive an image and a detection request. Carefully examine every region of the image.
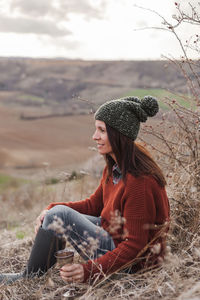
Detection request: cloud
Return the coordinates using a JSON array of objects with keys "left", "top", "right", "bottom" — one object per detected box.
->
[
  {"left": 0, "top": 16, "right": 70, "bottom": 36},
  {"left": 58, "top": 0, "right": 107, "bottom": 19},
  {"left": 136, "top": 20, "right": 148, "bottom": 27},
  {"left": 9, "top": 0, "right": 107, "bottom": 19},
  {"left": 0, "top": 0, "right": 108, "bottom": 37},
  {"left": 10, "top": 0, "right": 51, "bottom": 17}
]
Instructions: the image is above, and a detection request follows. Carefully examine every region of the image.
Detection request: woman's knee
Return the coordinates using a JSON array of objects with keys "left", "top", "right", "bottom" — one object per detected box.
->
[{"left": 42, "top": 205, "right": 72, "bottom": 229}]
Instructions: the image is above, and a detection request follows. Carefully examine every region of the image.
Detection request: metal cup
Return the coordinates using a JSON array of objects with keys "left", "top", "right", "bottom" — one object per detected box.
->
[{"left": 55, "top": 248, "right": 74, "bottom": 268}]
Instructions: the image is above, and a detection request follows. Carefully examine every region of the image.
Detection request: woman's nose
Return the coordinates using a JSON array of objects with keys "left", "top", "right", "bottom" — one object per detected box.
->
[{"left": 93, "top": 130, "right": 99, "bottom": 140}]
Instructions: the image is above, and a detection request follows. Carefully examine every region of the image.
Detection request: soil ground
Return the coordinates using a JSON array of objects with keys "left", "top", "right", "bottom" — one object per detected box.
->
[{"left": 0, "top": 104, "right": 97, "bottom": 180}]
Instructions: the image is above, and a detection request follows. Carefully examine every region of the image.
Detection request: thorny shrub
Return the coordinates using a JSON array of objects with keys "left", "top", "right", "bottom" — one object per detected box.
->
[{"left": 138, "top": 1, "right": 200, "bottom": 255}]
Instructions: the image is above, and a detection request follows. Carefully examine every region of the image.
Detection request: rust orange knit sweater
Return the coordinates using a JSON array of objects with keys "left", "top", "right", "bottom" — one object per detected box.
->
[{"left": 46, "top": 167, "right": 170, "bottom": 282}]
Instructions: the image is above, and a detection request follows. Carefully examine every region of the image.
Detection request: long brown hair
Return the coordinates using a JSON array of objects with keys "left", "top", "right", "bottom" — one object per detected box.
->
[{"left": 105, "top": 124, "right": 166, "bottom": 187}]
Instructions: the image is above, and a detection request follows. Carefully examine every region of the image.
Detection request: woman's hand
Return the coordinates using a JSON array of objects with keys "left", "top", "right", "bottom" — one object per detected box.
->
[
  {"left": 60, "top": 264, "right": 84, "bottom": 283},
  {"left": 34, "top": 209, "right": 48, "bottom": 234}
]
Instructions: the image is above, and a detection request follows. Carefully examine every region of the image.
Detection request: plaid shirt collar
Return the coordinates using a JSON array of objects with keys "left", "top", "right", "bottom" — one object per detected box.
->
[{"left": 112, "top": 163, "right": 122, "bottom": 185}]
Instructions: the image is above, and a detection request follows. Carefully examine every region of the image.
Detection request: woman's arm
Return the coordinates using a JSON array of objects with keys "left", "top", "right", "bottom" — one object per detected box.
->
[
  {"left": 34, "top": 167, "right": 106, "bottom": 230},
  {"left": 81, "top": 176, "right": 169, "bottom": 282},
  {"left": 46, "top": 179, "right": 103, "bottom": 216}
]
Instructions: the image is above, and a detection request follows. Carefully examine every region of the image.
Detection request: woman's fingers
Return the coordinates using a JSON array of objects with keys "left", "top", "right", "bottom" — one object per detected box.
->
[
  {"left": 34, "top": 209, "right": 48, "bottom": 233},
  {"left": 60, "top": 264, "right": 84, "bottom": 283},
  {"left": 60, "top": 264, "right": 82, "bottom": 277},
  {"left": 60, "top": 268, "right": 81, "bottom": 278},
  {"left": 34, "top": 224, "right": 39, "bottom": 234},
  {"left": 38, "top": 209, "right": 48, "bottom": 223}
]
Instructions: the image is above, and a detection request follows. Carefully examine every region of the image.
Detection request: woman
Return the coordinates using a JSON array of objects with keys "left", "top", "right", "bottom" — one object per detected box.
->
[{"left": 0, "top": 96, "right": 170, "bottom": 284}]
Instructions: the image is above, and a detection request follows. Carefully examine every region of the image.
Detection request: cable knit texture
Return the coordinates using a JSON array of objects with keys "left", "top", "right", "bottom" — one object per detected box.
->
[
  {"left": 47, "top": 167, "right": 169, "bottom": 283},
  {"left": 94, "top": 95, "right": 159, "bottom": 140}
]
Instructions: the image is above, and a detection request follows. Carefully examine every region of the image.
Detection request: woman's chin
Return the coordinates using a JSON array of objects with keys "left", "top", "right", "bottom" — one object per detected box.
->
[
  {"left": 98, "top": 150, "right": 104, "bottom": 155},
  {"left": 97, "top": 149, "right": 108, "bottom": 156}
]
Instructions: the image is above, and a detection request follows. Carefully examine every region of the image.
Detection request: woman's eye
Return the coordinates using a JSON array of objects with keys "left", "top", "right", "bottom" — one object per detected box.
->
[{"left": 100, "top": 128, "right": 105, "bottom": 132}]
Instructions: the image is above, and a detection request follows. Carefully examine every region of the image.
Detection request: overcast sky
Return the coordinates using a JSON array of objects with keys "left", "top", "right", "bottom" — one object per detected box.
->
[{"left": 0, "top": 0, "right": 198, "bottom": 60}]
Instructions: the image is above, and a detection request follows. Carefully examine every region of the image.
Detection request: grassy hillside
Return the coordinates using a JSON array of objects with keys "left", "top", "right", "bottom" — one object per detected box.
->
[
  {"left": 0, "top": 58, "right": 189, "bottom": 116},
  {"left": 125, "top": 88, "right": 196, "bottom": 110}
]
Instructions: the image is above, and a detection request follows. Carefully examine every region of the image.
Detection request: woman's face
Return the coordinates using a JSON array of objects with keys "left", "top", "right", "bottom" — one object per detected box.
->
[{"left": 93, "top": 120, "right": 115, "bottom": 158}]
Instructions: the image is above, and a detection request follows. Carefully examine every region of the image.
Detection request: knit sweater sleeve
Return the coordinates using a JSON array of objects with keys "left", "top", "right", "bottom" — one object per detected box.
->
[
  {"left": 82, "top": 176, "right": 168, "bottom": 282},
  {"left": 46, "top": 168, "right": 106, "bottom": 216}
]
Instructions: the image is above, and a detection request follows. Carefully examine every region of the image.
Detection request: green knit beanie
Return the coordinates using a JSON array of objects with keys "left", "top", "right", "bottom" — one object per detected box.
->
[{"left": 94, "top": 96, "right": 159, "bottom": 140}]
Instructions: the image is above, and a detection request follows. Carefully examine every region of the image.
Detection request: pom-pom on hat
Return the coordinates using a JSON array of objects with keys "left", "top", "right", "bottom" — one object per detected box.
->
[{"left": 94, "top": 96, "right": 159, "bottom": 140}]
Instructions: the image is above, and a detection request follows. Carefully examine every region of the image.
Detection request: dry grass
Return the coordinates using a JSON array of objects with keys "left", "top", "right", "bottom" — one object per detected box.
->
[{"left": 0, "top": 164, "right": 199, "bottom": 300}]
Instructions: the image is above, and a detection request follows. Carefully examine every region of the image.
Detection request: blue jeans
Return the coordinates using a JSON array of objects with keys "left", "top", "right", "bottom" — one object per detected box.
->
[{"left": 42, "top": 205, "right": 115, "bottom": 260}]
